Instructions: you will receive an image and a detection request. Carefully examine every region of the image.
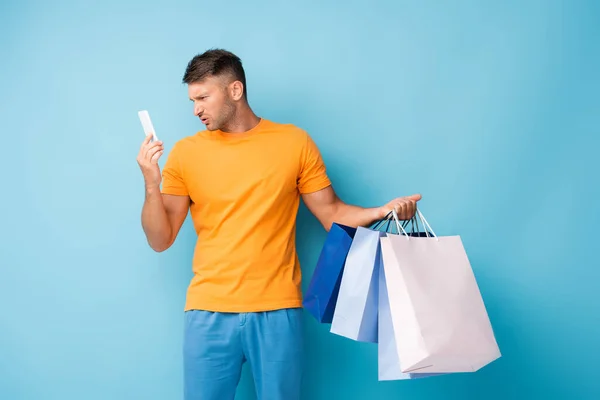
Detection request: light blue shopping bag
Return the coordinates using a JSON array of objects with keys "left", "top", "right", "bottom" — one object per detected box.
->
[
  {"left": 329, "top": 215, "right": 405, "bottom": 343},
  {"left": 329, "top": 225, "right": 384, "bottom": 343}
]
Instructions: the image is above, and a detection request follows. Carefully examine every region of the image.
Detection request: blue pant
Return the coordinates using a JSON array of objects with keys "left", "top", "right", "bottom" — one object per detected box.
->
[{"left": 183, "top": 308, "right": 304, "bottom": 400}]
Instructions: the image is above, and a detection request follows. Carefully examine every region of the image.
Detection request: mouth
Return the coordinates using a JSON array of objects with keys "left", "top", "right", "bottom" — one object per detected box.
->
[{"left": 200, "top": 116, "right": 209, "bottom": 125}]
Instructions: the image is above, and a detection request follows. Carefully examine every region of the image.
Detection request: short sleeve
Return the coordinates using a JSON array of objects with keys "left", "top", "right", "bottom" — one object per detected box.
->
[
  {"left": 297, "top": 133, "right": 331, "bottom": 194},
  {"left": 161, "top": 141, "right": 189, "bottom": 196}
]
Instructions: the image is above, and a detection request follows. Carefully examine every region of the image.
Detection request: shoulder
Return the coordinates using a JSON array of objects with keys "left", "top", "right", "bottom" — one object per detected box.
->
[
  {"left": 169, "top": 132, "right": 205, "bottom": 151},
  {"left": 163, "top": 133, "right": 202, "bottom": 164},
  {"left": 174, "top": 133, "right": 202, "bottom": 146},
  {"left": 261, "top": 119, "right": 314, "bottom": 145}
]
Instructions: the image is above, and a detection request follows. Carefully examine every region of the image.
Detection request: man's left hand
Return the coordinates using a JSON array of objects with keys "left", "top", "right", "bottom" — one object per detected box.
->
[{"left": 380, "top": 194, "right": 422, "bottom": 220}]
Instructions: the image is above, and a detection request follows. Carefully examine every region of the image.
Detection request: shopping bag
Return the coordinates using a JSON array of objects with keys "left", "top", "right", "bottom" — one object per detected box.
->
[
  {"left": 381, "top": 209, "right": 501, "bottom": 374},
  {"left": 378, "top": 253, "right": 442, "bottom": 380},
  {"left": 303, "top": 223, "right": 357, "bottom": 323},
  {"left": 378, "top": 213, "right": 444, "bottom": 380},
  {"left": 329, "top": 225, "right": 383, "bottom": 343},
  {"left": 329, "top": 215, "right": 410, "bottom": 343}
]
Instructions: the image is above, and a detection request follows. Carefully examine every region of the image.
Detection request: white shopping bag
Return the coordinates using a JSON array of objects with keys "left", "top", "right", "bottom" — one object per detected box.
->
[
  {"left": 378, "top": 249, "right": 443, "bottom": 380},
  {"left": 381, "top": 209, "right": 501, "bottom": 374},
  {"left": 330, "top": 226, "right": 383, "bottom": 343}
]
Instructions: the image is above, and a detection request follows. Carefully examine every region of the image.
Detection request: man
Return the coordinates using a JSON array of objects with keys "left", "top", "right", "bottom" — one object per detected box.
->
[{"left": 137, "top": 49, "right": 420, "bottom": 400}]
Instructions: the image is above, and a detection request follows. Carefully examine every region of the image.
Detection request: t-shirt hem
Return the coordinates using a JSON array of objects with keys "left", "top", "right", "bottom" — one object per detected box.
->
[
  {"left": 161, "top": 187, "right": 189, "bottom": 196},
  {"left": 299, "top": 179, "right": 332, "bottom": 194},
  {"left": 184, "top": 299, "right": 303, "bottom": 313}
]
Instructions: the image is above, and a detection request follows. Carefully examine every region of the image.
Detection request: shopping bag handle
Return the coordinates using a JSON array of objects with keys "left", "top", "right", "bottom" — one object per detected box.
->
[
  {"left": 391, "top": 209, "right": 410, "bottom": 239},
  {"left": 405, "top": 208, "right": 438, "bottom": 241},
  {"left": 405, "top": 208, "right": 436, "bottom": 239},
  {"left": 370, "top": 210, "right": 410, "bottom": 238},
  {"left": 371, "top": 211, "right": 412, "bottom": 233},
  {"left": 390, "top": 208, "right": 438, "bottom": 241},
  {"left": 371, "top": 208, "right": 438, "bottom": 241},
  {"left": 417, "top": 208, "right": 437, "bottom": 239}
]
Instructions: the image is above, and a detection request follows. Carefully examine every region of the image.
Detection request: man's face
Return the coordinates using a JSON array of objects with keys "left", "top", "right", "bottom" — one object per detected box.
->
[{"left": 188, "top": 75, "right": 236, "bottom": 131}]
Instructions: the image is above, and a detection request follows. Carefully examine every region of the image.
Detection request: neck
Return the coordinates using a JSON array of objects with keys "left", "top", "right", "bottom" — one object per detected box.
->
[{"left": 220, "top": 104, "right": 261, "bottom": 133}]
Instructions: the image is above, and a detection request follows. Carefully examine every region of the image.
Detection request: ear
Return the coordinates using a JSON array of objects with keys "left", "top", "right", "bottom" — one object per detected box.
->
[{"left": 230, "top": 81, "right": 244, "bottom": 101}]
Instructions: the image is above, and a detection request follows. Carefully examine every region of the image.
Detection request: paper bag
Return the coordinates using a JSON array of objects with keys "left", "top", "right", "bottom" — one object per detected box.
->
[
  {"left": 303, "top": 223, "right": 357, "bottom": 323},
  {"left": 378, "top": 246, "right": 442, "bottom": 380},
  {"left": 330, "top": 226, "right": 384, "bottom": 343},
  {"left": 381, "top": 210, "right": 501, "bottom": 373}
]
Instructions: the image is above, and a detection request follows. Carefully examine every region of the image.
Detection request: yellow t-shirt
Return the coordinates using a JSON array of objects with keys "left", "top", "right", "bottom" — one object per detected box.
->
[{"left": 161, "top": 118, "right": 331, "bottom": 312}]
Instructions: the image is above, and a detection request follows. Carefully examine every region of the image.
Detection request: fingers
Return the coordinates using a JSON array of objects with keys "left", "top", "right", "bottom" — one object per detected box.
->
[
  {"left": 143, "top": 141, "right": 163, "bottom": 157},
  {"left": 402, "top": 200, "right": 412, "bottom": 220},
  {"left": 137, "top": 137, "right": 164, "bottom": 165},
  {"left": 139, "top": 134, "right": 153, "bottom": 152},
  {"left": 394, "top": 201, "right": 404, "bottom": 219},
  {"left": 393, "top": 196, "right": 420, "bottom": 220},
  {"left": 146, "top": 144, "right": 163, "bottom": 162},
  {"left": 150, "top": 149, "right": 164, "bottom": 164},
  {"left": 407, "top": 193, "right": 422, "bottom": 202},
  {"left": 402, "top": 201, "right": 411, "bottom": 219}
]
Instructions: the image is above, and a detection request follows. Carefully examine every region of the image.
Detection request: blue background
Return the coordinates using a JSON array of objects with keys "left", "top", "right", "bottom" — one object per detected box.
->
[{"left": 1, "top": 0, "right": 599, "bottom": 399}]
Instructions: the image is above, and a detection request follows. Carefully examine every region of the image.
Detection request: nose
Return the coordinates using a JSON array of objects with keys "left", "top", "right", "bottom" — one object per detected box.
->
[{"left": 194, "top": 102, "right": 204, "bottom": 116}]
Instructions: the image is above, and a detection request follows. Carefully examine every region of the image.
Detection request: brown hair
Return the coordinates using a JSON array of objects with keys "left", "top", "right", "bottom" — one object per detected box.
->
[{"left": 182, "top": 49, "right": 247, "bottom": 99}]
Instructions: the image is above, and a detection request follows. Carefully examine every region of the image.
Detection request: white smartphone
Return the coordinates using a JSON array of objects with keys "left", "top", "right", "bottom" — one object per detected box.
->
[{"left": 138, "top": 110, "right": 159, "bottom": 142}]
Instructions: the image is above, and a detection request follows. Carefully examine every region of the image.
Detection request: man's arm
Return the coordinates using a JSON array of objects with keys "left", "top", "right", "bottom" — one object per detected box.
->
[
  {"left": 302, "top": 185, "right": 421, "bottom": 231},
  {"left": 137, "top": 134, "right": 190, "bottom": 252},
  {"left": 141, "top": 189, "right": 190, "bottom": 252}
]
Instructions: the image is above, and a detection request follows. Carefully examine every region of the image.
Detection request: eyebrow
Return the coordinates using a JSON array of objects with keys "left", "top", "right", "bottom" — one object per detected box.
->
[{"left": 190, "top": 93, "right": 209, "bottom": 101}]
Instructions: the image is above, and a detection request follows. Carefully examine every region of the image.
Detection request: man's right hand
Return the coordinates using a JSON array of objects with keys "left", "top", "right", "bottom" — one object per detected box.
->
[{"left": 137, "top": 134, "right": 164, "bottom": 189}]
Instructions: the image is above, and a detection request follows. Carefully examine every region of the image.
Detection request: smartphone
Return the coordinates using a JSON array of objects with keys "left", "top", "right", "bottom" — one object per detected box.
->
[{"left": 138, "top": 110, "right": 159, "bottom": 142}]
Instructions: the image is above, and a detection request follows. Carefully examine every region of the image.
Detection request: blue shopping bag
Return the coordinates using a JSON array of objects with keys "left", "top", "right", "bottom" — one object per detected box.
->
[{"left": 303, "top": 223, "right": 357, "bottom": 323}]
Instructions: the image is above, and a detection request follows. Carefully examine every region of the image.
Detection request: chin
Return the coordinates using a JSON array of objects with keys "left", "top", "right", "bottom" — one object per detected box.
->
[{"left": 204, "top": 120, "right": 218, "bottom": 131}]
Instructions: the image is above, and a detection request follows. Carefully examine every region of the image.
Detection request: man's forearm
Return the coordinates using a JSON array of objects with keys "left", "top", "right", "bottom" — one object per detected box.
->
[
  {"left": 330, "top": 202, "right": 385, "bottom": 229},
  {"left": 303, "top": 186, "right": 419, "bottom": 232},
  {"left": 141, "top": 185, "right": 173, "bottom": 252}
]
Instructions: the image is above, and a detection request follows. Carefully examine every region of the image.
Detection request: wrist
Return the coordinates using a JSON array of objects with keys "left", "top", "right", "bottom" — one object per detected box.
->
[
  {"left": 145, "top": 183, "right": 161, "bottom": 195},
  {"left": 369, "top": 206, "right": 386, "bottom": 224},
  {"left": 377, "top": 206, "right": 388, "bottom": 220}
]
